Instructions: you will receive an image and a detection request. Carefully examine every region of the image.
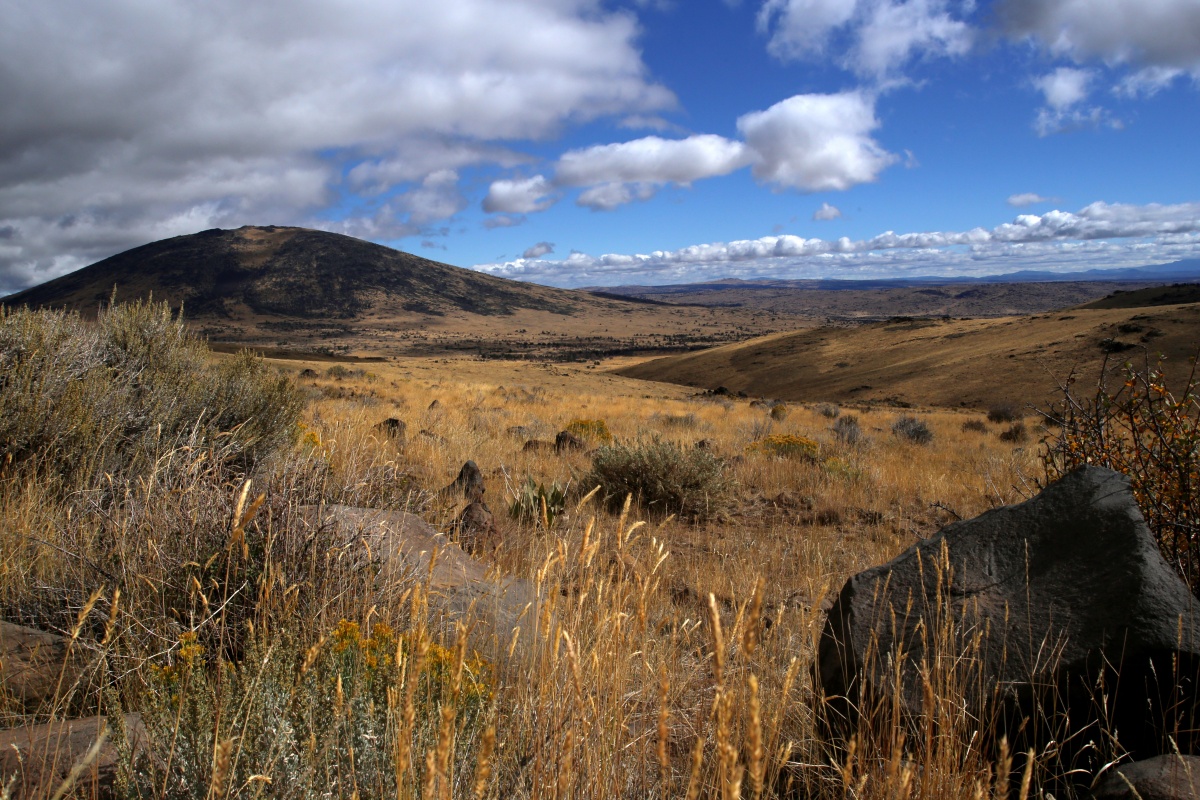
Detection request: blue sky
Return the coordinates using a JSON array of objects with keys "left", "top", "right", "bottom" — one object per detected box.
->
[{"left": 2, "top": 0, "right": 1198, "bottom": 293}]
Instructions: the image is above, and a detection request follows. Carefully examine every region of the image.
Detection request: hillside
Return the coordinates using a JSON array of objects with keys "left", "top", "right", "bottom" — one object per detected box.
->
[
  {"left": 2, "top": 226, "right": 791, "bottom": 358},
  {"left": 1078, "top": 283, "right": 1200, "bottom": 310},
  {"left": 616, "top": 302, "right": 1200, "bottom": 410}
]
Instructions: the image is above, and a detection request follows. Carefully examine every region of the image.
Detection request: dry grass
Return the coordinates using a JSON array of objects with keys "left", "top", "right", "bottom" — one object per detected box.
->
[{"left": 1, "top": 307, "right": 1087, "bottom": 799}]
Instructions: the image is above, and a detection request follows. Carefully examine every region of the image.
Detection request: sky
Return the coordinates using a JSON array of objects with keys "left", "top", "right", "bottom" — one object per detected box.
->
[{"left": 1, "top": 0, "right": 1199, "bottom": 294}]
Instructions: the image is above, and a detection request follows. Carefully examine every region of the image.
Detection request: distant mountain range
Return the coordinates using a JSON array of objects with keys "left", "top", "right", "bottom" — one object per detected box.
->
[{"left": 590, "top": 259, "right": 1200, "bottom": 296}]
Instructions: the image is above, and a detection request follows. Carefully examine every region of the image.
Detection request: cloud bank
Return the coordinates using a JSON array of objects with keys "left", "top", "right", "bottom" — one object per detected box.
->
[{"left": 474, "top": 201, "right": 1200, "bottom": 286}]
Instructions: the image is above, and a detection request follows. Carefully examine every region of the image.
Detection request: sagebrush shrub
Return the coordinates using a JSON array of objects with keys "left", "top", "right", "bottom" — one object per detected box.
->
[
  {"left": 961, "top": 419, "right": 988, "bottom": 433},
  {"left": 585, "top": 439, "right": 733, "bottom": 521},
  {"left": 1039, "top": 357, "right": 1200, "bottom": 595},
  {"left": 892, "top": 415, "right": 933, "bottom": 445},
  {"left": 0, "top": 300, "right": 302, "bottom": 487},
  {"left": 832, "top": 415, "right": 862, "bottom": 445},
  {"left": 986, "top": 405, "right": 1019, "bottom": 424}
]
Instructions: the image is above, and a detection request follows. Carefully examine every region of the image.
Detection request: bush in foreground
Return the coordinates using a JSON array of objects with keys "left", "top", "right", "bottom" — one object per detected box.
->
[
  {"left": 0, "top": 300, "right": 302, "bottom": 487},
  {"left": 585, "top": 439, "right": 733, "bottom": 521}
]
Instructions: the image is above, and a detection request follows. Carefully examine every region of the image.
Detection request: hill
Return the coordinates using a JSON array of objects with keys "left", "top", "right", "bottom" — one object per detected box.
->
[
  {"left": 2, "top": 226, "right": 791, "bottom": 358},
  {"left": 616, "top": 303, "right": 1200, "bottom": 410},
  {"left": 1078, "top": 283, "right": 1200, "bottom": 310}
]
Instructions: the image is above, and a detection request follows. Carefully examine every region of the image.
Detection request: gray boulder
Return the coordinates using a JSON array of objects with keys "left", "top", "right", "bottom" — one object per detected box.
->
[
  {"left": 1092, "top": 755, "right": 1200, "bottom": 800},
  {"left": 439, "top": 460, "right": 486, "bottom": 502},
  {"left": 817, "top": 466, "right": 1200, "bottom": 776}
]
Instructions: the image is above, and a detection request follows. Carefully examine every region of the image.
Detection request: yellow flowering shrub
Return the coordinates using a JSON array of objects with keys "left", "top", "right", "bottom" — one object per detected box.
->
[{"left": 747, "top": 433, "right": 820, "bottom": 461}]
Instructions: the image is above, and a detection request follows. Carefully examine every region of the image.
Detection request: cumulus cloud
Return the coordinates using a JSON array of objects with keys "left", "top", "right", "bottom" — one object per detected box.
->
[
  {"left": 737, "top": 92, "right": 896, "bottom": 191},
  {"left": 813, "top": 202, "right": 843, "bottom": 220},
  {"left": 1007, "top": 192, "right": 1053, "bottom": 206},
  {"left": 482, "top": 94, "right": 891, "bottom": 214},
  {"left": 1030, "top": 67, "right": 1115, "bottom": 135},
  {"left": 757, "top": 0, "right": 973, "bottom": 78},
  {"left": 0, "top": 0, "right": 673, "bottom": 290},
  {"left": 1000, "top": 0, "right": 1200, "bottom": 75},
  {"left": 482, "top": 176, "right": 557, "bottom": 214},
  {"left": 522, "top": 241, "right": 555, "bottom": 259},
  {"left": 553, "top": 134, "right": 750, "bottom": 210},
  {"left": 473, "top": 201, "right": 1200, "bottom": 286},
  {"left": 1035, "top": 67, "right": 1093, "bottom": 109}
]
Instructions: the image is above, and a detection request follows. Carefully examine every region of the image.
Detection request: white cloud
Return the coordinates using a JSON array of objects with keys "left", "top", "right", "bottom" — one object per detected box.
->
[
  {"left": 550, "top": 134, "right": 750, "bottom": 210},
  {"left": 556, "top": 135, "right": 750, "bottom": 187},
  {"left": 1007, "top": 192, "right": 1052, "bottom": 206},
  {"left": 473, "top": 201, "right": 1200, "bottom": 286},
  {"left": 1035, "top": 67, "right": 1093, "bottom": 109},
  {"left": 522, "top": 241, "right": 556, "bottom": 259},
  {"left": 576, "top": 182, "right": 659, "bottom": 211},
  {"left": 482, "top": 176, "right": 557, "bottom": 214},
  {"left": 1030, "top": 67, "right": 1115, "bottom": 135},
  {"left": 737, "top": 92, "right": 897, "bottom": 191},
  {"left": 0, "top": 0, "right": 673, "bottom": 289},
  {"left": 757, "top": 0, "right": 973, "bottom": 78},
  {"left": 1000, "top": 0, "right": 1200, "bottom": 74},
  {"left": 813, "top": 202, "right": 843, "bottom": 220}
]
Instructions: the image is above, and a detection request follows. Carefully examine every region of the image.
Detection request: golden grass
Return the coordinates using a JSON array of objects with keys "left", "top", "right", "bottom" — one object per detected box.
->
[{"left": 2, "top": 346, "right": 1069, "bottom": 799}]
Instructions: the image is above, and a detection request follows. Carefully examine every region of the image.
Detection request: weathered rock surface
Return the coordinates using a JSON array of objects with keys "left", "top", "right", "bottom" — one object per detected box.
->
[
  {"left": 0, "top": 714, "right": 146, "bottom": 800},
  {"left": 299, "top": 505, "right": 535, "bottom": 648},
  {"left": 0, "top": 622, "right": 81, "bottom": 711},
  {"left": 1092, "top": 756, "right": 1200, "bottom": 800},
  {"left": 375, "top": 417, "right": 406, "bottom": 441},
  {"left": 454, "top": 501, "right": 498, "bottom": 554},
  {"left": 817, "top": 466, "right": 1200, "bottom": 769},
  {"left": 440, "top": 460, "right": 486, "bottom": 502}
]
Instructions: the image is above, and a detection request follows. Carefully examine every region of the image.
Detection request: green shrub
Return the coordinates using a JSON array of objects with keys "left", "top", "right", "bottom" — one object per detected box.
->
[
  {"left": 585, "top": 439, "right": 733, "bottom": 522},
  {"left": 509, "top": 476, "right": 567, "bottom": 528},
  {"left": 565, "top": 418, "right": 613, "bottom": 442},
  {"left": 0, "top": 300, "right": 302, "bottom": 487},
  {"left": 892, "top": 415, "right": 933, "bottom": 445},
  {"left": 1039, "top": 357, "right": 1199, "bottom": 595}
]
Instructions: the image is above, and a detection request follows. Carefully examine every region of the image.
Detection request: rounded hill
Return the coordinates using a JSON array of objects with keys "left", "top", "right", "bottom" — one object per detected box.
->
[{"left": 3, "top": 225, "right": 580, "bottom": 320}]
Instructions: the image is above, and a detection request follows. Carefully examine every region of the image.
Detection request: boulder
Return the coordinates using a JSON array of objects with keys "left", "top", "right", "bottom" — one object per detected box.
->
[
  {"left": 816, "top": 467, "right": 1200, "bottom": 774},
  {"left": 554, "top": 431, "right": 586, "bottom": 453},
  {"left": 0, "top": 714, "right": 146, "bottom": 800},
  {"left": 440, "top": 460, "right": 485, "bottom": 502},
  {"left": 299, "top": 505, "right": 535, "bottom": 650},
  {"left": 1, "top": 622, "right": 82, "bottom": 711},
  {"left": 374, "top": 417, "right": 406, "bottom": 441},
  {"left": 455, "top": 501, "right": 499, "bottom": 554},
  {"left": 1092, "top": 756, "right": 1200, "bottom": 800}
]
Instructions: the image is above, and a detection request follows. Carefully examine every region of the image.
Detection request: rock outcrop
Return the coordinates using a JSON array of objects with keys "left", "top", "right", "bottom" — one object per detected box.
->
[
  {"left": 816, "top": 467, "right": 1200, "bottom": 780},
  {"left": 0, "top": 622, "right": 83, "bottom": 711},
  {"left": 0, "top": 714, "right": 145, "bottom": 800}
]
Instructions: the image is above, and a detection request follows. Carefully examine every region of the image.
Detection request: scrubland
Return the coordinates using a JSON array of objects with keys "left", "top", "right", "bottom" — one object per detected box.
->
[{"left": 0, "top": 301, "right": 1152, "bottom": 799}]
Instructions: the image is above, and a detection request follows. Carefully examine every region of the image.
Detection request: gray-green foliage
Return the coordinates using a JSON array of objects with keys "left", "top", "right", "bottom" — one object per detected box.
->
[
  {"left": 0, "top": 300, "right": 302, "bottom": 487},
  {"left": 585, "top": 439, "right": 733, "bottom": 522}
]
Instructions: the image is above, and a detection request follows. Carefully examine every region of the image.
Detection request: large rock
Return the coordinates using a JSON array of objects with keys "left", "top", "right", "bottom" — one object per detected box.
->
[
  {"left": 299, "top": 505, "right": 536, "bottom": 650},
  {"left": 1092, "top": 756, "right": 1200, "bottom": 800},
  {"left": 439, "top": 460, "right": 485, "bottom": 502},
  {"left": 0, "top": 714, "right": 146, "bottom": 800},
  {"left": 816, "top": 467, "right": 1200, "bottom": 772},
  {"left": 0, "top": 622, "right": 83, "bottom": 711}
]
